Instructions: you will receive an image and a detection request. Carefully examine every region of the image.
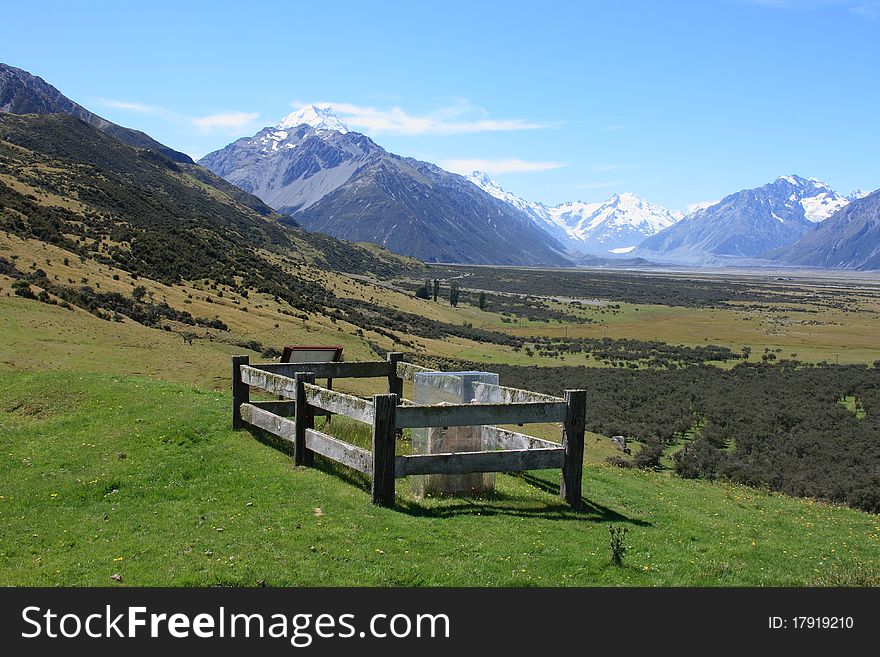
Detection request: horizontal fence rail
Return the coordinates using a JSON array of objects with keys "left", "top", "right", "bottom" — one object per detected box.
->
[
  {"left": 240, "top": 365, "right": 298, "bottom": 398},
  {"left": 252, "top": 360, "right": 393, "bottom": 380},
  {"left": 396, "top": 362, "right": 563, "bottom": 404},
  {"left": 239, "top": 403, "right": 296, "bottom": 445},
  {"left": 473, "top": 382, "right": 563, "bottom": 404},
  {"left": 396, "top": 361, "right": 433, "bottom": 381},
  {"left": 305, "top": 428, "right": 373, "bottom": 475},
  {"left": 395, "top": 401, "right": 568, "bottom": 428},
  {"left": 395, "top": 447, "right": 564, "bottom": 477},
  {"left": 303, "top": 382, "right": 374, "bottom": 424},
  {"left": 482, "top": 425, "right": 560, "bottom": 450}
]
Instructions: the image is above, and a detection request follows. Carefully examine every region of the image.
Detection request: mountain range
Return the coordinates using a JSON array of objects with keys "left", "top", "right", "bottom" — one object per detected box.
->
[
  {"left": 636, "top": 175, "right": 852, "bottom": 265},
  {"left": 200, "top": 104, "right": 878, "bottom": 271},
  {"left": 199, "top": 107, "right": 570, "bottom": 266},
  {"left": 474, "top": 167, "right": 880, "bottom": 271},
  {"left": 2, "top": 62, "right": 877, "bottom": 272},
  {"left": 199, "top": 105, "right": 681, "bottom": 263}
]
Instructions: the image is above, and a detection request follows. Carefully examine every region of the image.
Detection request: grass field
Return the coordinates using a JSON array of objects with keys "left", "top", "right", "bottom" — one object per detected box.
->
[
  {"left": 3, "top": 233, "right": 880, "bottom": 586},
  {"left": 2, "top": 369, "right": 878, "bottom": 587}
]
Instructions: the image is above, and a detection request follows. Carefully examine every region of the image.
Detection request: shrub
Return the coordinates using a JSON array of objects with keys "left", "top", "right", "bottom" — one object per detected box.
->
[
  {"left": 632, "top": 438, "right": 665, "bottom": 470},
  {"left": 606, "top": 455, "right": 632, "bottom": 469},
  {"left": 12, "top": 279, "right": 35, "bottom": 299},
  {"left": 674, "top": 440, "right": 722, "bottom": 480},
  {"left": 609, "top": 525, "right": 628, "bottom": 566}
]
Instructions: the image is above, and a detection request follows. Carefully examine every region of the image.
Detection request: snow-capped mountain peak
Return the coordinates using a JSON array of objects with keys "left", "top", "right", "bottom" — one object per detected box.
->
[
  {"left": 549, "top": 193, "right": 681, "bottom": 246},
  {"left": 771, "top": 174, "right": 848, "bottom": 222},
  {"left": 278, "top": 104, "right": 349, "bottom": 133},
  {"left": 466, "top": 171, "right": 549, "bottom": 220},
  {"left": 246, "top": 104, "right": 352, "bottom": 156},
  {"left": 467, "top": 170, "right": 506, "bottom": 197},
  {"left": 465, "top": 170, "right": 568, "bottom": 245},
  {"left": 465, "top": 171, "right": 681, "bottom": 256},
  {"left": 685, "top": 200, "right": 720, "bottom": 216}
]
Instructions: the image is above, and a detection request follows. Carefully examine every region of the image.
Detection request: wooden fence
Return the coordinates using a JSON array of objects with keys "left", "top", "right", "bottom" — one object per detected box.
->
[{"left": 232, "top": 352, "right": 586, "bottom": 509}]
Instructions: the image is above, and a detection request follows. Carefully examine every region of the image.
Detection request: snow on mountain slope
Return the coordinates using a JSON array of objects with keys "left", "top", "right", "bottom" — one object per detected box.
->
[
  {"left": 686, "top": 200, "right": 720, "bottom": 215},
  {"left": 467, "top": 171, "right": 544, "bottom": 219},
  {"left": 549, "top": 193, "right": 681, "bottom": 247},
  {"left": 465, "top": 171, "right": 574, "bottom": 246},
  {"left": 775, "top": 189, "right": 880, "bottom": 270},
  {"left": 636, "top": 174, "right": 849, "bottom": 264},
  {"left": 278, "top": 104, "right": 349, "bottom": 133},
  {"left": 789, "top": 177, "right": 849, "bottom": 222},
  {"left": 466, "top": 171, "right": 681, "bottom": 255},
  {"left": 200, "top": 122, "right": 376, "bottom": 213}
]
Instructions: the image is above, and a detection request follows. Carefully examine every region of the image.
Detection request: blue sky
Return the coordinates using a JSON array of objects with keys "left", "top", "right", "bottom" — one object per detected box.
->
[{"left": 3, "top": 0, "right": 878, "bottom": 210}]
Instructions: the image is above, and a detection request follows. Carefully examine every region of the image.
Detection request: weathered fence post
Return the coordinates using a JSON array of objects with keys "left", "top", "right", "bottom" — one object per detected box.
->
[
  {"left": 386, "top": 352, "right": 404, "bottom": 397},
  {"left": 371, "top": 393, "right": 398, "bottom": 507},
  {"left": 294, "top": 372, "right": 315, "bottom": 466},
  {"left": 232, "top": 354, "right": 250, "bottom": 430},
  {"left": 561, "top": 389, "right": 587, "bottom": 510},
  {"left": 387, "top": 352, "right": 404, "bottom": 437}
]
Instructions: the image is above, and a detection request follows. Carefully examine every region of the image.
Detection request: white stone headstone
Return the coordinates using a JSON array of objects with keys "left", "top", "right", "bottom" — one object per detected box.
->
[{"left": 411, "top": 371, "right": 499, "bottom": 498}]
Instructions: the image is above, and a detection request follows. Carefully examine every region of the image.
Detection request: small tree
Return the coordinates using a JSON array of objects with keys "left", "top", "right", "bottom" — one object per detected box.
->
[
  {"left": 432, "top": 278, "right": 439, "bottom": 302},
  {"left": 609, "top": 525, "right": 628, "bottom": 566},
  {"left": 632, "top": 437, "right": 665, "bottom": 469},
  {"left": 12, "top": 279, "right": 35, "bottom": 299},
  {"left": 449, "top": 281, "right": 460, "bottom": 307},
  {"left": 414, "top": 285, "right": 430, "bottom": 300},
  {"left": 132, "top": 285, "right": 147, "bottom": 301},
  {"left": 478, "top": 291, "right": 486, "bottom": 310}
]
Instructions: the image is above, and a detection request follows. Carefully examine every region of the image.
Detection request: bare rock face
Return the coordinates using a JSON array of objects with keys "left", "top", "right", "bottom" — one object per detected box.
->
[{"left": 774, "top": 189, "right": 880, "bottom": 271}]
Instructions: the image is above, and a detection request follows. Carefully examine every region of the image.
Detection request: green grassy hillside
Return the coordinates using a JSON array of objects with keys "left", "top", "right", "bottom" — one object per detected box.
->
[{"left": 2, "top": 369, "right": 877, "bottom": 587}]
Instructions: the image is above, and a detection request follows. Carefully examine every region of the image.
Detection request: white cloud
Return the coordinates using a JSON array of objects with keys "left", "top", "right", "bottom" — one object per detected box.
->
[
  {"left": 191, "top": 112, "right": 260, "bottom": 134},
  {"left": 97, "top": 99, "right": 162, "bottom": 114},
  {"left": 441, "top": 159, "right": 566, "bottom": 175},
  {"left": 95, "top": 99, "right": 260, "bottom": 136},
  {"left": 98, "top": 96, "right": 549, "bottom": 139},
  {"left": 851, "top": 1, "right": 880, "bottom": 18},
  {"left": 305, "top": 100, "right": 550, "bottom": 136}
]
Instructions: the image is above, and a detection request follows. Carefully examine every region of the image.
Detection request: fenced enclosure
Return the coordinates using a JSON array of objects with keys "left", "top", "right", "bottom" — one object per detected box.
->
[{"left": 232, "top": 352, "right": 586, "bottom": 509}]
